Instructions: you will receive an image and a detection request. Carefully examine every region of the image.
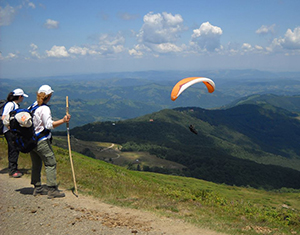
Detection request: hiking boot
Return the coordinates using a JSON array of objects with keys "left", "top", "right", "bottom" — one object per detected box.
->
[
  {"left": 33, "top": 186, "right": 48, "bottom": 196},
  {"left": 10, "top": 171, "right": 23, "bottom": 178},
  {"left": 47, "top": 186, "right": 65, "bottom": 199}
]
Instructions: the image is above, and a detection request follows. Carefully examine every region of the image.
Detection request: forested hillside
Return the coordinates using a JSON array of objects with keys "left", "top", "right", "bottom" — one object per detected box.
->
[{"left": 64, "top": 104, "right": 300, "bottom": 190}]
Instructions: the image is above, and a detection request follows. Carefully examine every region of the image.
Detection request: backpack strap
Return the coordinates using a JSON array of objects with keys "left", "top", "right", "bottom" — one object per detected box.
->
[
  {"left": 1, "top": 101, "right": 17, "bottom": 115},
  {"left": 28, "top": 102, "right": 47, "bottom": 113},
  {"left": 14, "top": 102, "right": 18, "bottom": 110},
  {"left": 28, "top": 102, "right": 39, "bottom": 112},
  {"left": 36, "top": 128, "right": 51, "bottom": 140}
]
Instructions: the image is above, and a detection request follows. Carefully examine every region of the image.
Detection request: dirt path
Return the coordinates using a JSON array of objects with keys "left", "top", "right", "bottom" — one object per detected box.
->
[{"left": 0, "top": 173, "right": 225, "bottom": 235}]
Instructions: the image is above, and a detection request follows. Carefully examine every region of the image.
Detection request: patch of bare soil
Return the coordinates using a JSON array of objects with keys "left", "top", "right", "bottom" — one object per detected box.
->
[{"left": 0, "top": 172, "right": 225, "bottom": 235}]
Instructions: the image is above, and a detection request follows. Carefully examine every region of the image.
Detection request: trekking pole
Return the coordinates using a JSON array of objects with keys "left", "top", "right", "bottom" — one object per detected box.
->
[{"left": 66, "top": 96, "right": 78, "bottom": 197}]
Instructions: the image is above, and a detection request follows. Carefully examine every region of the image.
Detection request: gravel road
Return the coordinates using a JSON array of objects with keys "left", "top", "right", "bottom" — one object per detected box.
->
[{"left": 0, "top": 172, "right": 224, "bottom": 235}]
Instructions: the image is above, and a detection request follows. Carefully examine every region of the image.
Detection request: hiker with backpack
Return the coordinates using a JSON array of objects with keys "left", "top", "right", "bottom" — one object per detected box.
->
[
  {"left": 30, "top": 85, "right": 71, "bottom": 198},
  {"left": 1, "top": 88, "right": 29, "bottom": 178}
]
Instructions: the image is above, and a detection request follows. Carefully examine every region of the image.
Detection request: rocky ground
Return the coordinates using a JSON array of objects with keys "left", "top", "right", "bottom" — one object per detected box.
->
[{"left": 0, "top": 172, "right": 225, "bottom": 235}]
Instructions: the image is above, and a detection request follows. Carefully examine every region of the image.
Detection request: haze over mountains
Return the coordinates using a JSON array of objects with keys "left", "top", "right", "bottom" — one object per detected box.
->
[{"left": 1, "top": 69, "right": 300, "bottom": 129}]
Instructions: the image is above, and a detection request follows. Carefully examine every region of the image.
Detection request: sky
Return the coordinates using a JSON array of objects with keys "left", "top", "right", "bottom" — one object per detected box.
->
[{"left": 0, "top": 0, "right": 300, "bottom": 79}]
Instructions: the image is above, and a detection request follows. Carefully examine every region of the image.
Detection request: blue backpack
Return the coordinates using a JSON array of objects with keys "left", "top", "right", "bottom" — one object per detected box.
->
[{"left": 9, "top": 105, "right": 50, "bottom": 153}]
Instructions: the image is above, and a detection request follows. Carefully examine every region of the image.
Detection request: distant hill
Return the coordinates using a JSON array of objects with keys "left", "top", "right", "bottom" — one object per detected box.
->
[
  {"left": 63, "top": 103, "right": 300, "bottom": 189},
  {"left": 1, "top": 70, "right": 300, "bottom": 130},
  {"left": 223, "top": 94, "right": 300, "bottom": 113}
]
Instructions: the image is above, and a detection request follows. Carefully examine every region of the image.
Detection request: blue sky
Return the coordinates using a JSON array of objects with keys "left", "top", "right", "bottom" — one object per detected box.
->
[{"left": 1, "top": 0, "right": 300, "bottom": 78}]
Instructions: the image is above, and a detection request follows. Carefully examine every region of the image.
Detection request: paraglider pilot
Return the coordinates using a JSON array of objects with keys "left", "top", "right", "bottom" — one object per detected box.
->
[{"left": 189, "top": 125, "right": 198, "bottom": 135}]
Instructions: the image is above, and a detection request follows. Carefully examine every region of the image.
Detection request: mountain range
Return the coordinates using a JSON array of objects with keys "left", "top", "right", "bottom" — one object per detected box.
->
[{"left": 1, "top": 69, "right": 300, "bottom": 130}]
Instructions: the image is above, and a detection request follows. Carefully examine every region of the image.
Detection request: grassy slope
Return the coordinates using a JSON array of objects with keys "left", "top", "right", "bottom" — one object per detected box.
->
[
  {"left": 1, "top": 138, "right": 299, "bottom": 235},
  {"left": 52, "top": 136, "right": 186, "bottom": 170}
]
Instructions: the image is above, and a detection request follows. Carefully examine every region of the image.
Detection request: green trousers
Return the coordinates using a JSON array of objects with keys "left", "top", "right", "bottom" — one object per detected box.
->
[{"left": 30, "top": 139, "right": 57, "bottom": 187}]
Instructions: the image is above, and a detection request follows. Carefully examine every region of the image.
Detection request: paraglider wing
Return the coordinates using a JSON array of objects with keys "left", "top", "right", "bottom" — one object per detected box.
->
[{"left": 171, "top": 77, "right": 215, "bottom": 101}]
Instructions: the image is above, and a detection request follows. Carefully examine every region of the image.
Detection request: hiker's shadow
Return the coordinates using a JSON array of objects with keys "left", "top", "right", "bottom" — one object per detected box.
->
[
  {"left": 16, "top": 184, "right": 48, "bottom": 195},
  {"left": 16, "top": 187, "right": 34, "bottom": 195},
  {"left": 0, "top": 167, "right": 31, "bottom": 175},
  {"left": 0, "top": 168, "right": 9, "bottom": 174}
]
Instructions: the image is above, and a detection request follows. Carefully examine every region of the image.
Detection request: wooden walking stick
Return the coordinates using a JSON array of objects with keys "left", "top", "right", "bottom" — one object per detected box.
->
[{"left": 66, "top": 96, "right": 78, "bottom": 197}]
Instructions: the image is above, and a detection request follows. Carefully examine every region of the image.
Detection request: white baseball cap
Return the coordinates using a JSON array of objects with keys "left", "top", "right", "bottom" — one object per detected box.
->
[
  {"left": 13, "top": 88, "right": 28, "bottom": 97},
  {"left": 38, "top": 85, "right": 54, "bottom": 95}
]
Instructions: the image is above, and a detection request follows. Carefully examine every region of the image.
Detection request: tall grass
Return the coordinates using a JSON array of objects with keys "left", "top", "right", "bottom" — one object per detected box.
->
[{"left": 0, "top": 138, "right": 299, "bottom": 235}]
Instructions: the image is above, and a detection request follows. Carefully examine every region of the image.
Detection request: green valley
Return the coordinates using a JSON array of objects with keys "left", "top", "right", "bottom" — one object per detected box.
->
[{"left": 55, "top": 102, "right": 300, "bottom": 190}]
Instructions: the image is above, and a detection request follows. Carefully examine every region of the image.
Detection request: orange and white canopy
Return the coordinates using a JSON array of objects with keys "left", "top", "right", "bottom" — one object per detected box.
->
[{"left": 171, "top": 77, "right": 215, "bottom": 101}]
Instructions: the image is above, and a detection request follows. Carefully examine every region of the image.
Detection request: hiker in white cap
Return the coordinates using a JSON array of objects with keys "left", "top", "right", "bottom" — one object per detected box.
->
[
  {"left": 29, "top": 85, "right": 71, "bottom": 198},
  {"left": 1, "top": 88, "right": 29, "bottom": 178}
]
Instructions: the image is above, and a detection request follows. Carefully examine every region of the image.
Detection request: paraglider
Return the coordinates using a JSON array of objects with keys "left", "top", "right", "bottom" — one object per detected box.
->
[
  {"left": 171, "top": 77, "right": 215, "bottom": 101},
  {"left": 171, "top": 77, "right": 215, "bottom": 136}
]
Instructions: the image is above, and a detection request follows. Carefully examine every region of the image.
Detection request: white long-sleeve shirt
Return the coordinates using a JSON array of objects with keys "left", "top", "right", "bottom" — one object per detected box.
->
[
  {"left": 2, "top": 101, "right": 18, "bottom": 133},
  {"left": 31, "top": 101, "right": 53, "bottom": 141}
]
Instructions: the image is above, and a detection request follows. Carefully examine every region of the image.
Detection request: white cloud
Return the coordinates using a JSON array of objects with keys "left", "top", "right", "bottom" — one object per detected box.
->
[
  {"left": 7, "top": 53, "right": 18, "bottom": 59},
  {"left": 192, "top": 22, "right": 222, "bottom": 37},
  {"left": 118, "top": 12, "right": 139, "bottom": 21},
  {"left": 67, "top": 33, "right": 126, "bottom": 57},
  {"left": 128, "top": 48, "right": 143, "bottom": 57},
  {"left": 98, "top": 33, "right": 125, "bottom": 55},
  {"left": 29, "top": 43, "right": 41, "bottom": 58},
  {"left": 138, "top": 12, "right": 185, "bottom": 45},
  {"left": 30, "top": 43, "right": 38, "bottom": 51},
  {"left": 242, "top": 43, "right": 252, "bottom": 50},
  {"left": 0, "top": 2, "right": 36, "bottom": 26},
  {"left": 30, "top": 50, "right": 41, "bottom": 58},
  {"left": 69, "top": 46, "right": 98, "bottom": 56},
  {"left": 46, "top": 46, "right": 69, "bottom": 58},
  {"left": 99, "top": 33, "right": 125, "bottom": 46},
  {"left": 268, "top": 27, "right": 300, "bottom": 53},
  {"left": 44, "top": 19, "right": 59, "bottom": 29},
  {"left": 152, "top": 43, "right": 182, "bottom": 53},
  {"left": 267, "top": 38, "right": 282, "bottom": 53},
  {"left": 256, "top": 24, "right": 276, "bottom": 35},
  {"left": 0, "top": 4, "right": 18, "bottom": 26},
  {"left": 240, "top": 43, "right": 268, "bottom": 55},
  {"left": 128, "top": 44, "right": 150, "bottom": 57},
  {"left": 281, "top": 27, "right": 300, "bottom": 50},
  {"left": 133, "top": 12, "right": 186, "bottom": 56},
  {"left": 28, "top": 2, "right": 36, "bottom": 9},
  {"left": 255, "top": 45, "right": 264, "bottom": 51},
  {"left": 0, "top": 52, "right": 18, "bottom": 60},
  {"left": 69, "top": 46, "right": 89, "bottom": 55},
  {"left": 112, "top": 45, "right": 124, "bottom": 53},
  {"left": 190, "top": 22, "right": 223, "bottom": 52}
]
